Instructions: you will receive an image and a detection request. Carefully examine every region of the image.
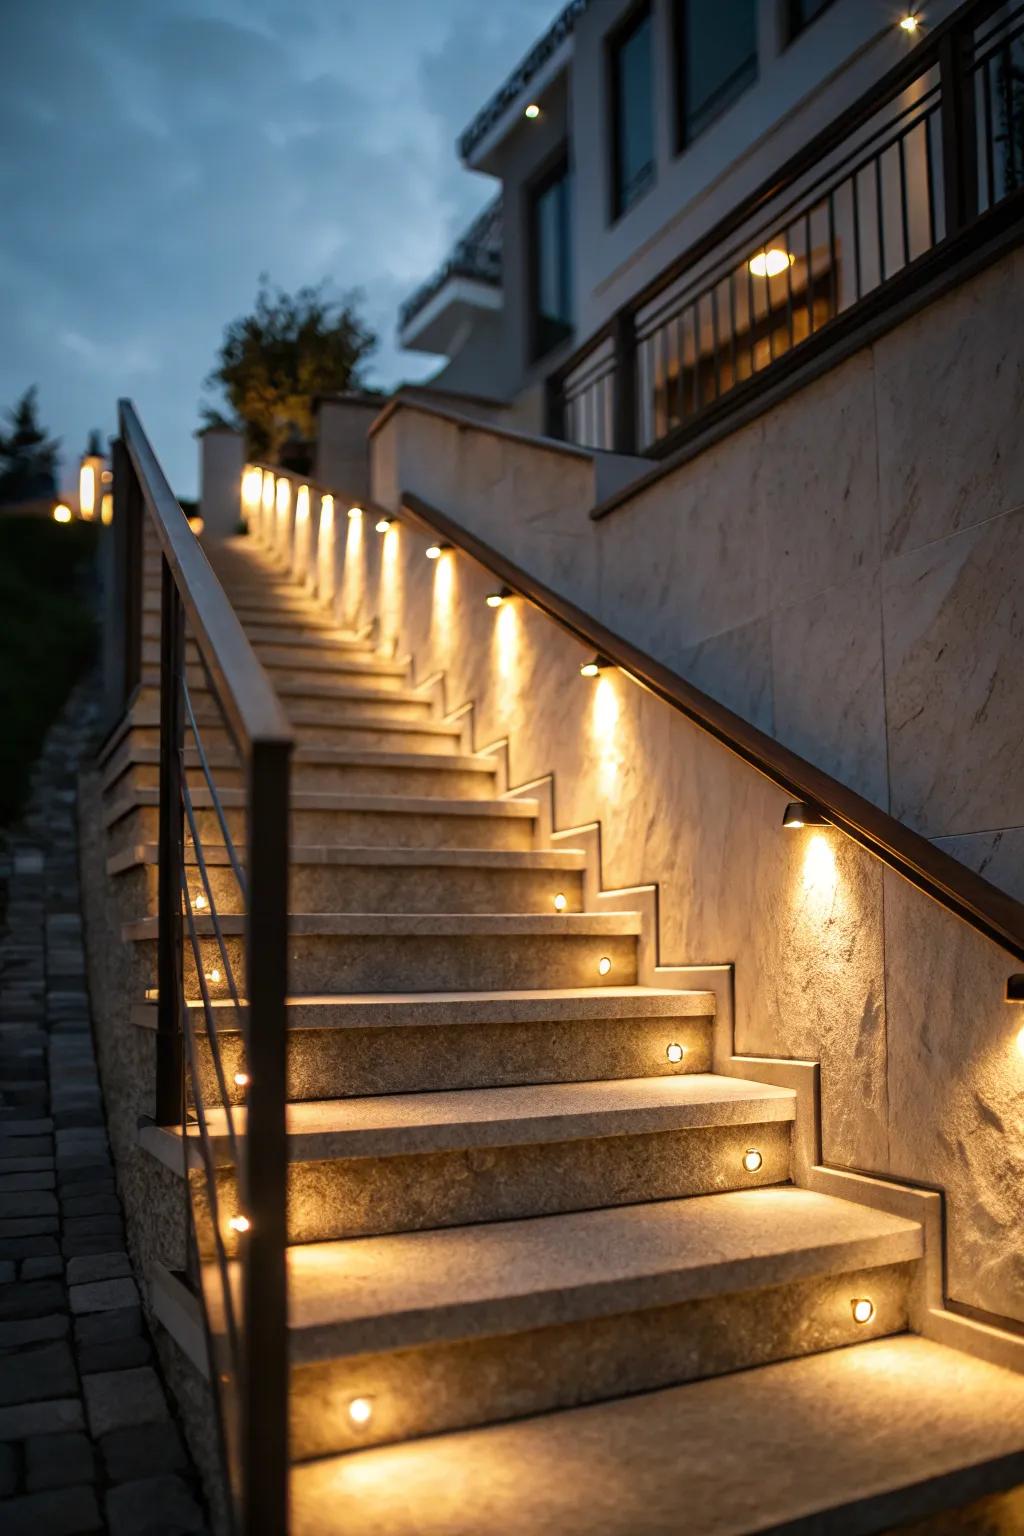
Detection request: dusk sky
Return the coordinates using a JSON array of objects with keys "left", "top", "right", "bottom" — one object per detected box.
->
[{"left": 0, "top": 0, "right": 556, "bottom": 497}]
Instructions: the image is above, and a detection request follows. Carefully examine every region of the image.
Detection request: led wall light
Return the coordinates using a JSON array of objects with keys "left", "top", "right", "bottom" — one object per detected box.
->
[
  {"left": 348, "top": 505, "right": 363, "bottom": 520},
  {"left": 851, "top": 1298, "right": 875, "bottom": 1324},
  {"left": 425, "top": 543, "right": 451, "bottom": 560},
  {"left": 486, "top": 588, "right": 512, "bottom": 608},
  {"left": 53, "top": 504, "right": 72, "bottom": 524},
  {"left": 666, "top": 1043, "right": 685, "bottom": 1064},
  {"left": 742, "top": 1148, "right": 763, "bottom": 1173},
  {"left": 580, "top": 655, "right": 611, "bottom": 678},
  {"left": 553, "top": 893, "right": 567, "bottom": 912},
  {"left": 233, "top": 1072, "right": 249, "bottom": 1088},
  {"left": 228, "top": 1215, "right": 250, "bottom": 1234},
  {"left": 782, "top": 801, "right": 828, "bottom": 829},
  {"left": 598, "top": 956, "right": 612, "bottom": 977},
  {"left": 524, "top": 103, "right": 540, "bottom": 119},
  {"left": 375, "top": 517, "right": 392, "bottom": 533},
  {"left": 748, "top": 248, "right": 795, "bottom": 278},
  {"left": 899, "top": 13, "right": 920, "bottom": 32},
  {"left": 348, "top": 1396, "right": 374, "bottom": 1427}
]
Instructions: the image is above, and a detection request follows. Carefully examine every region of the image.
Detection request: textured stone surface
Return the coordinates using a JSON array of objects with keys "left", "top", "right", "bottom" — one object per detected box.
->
[
  {"left": 83, "top": 1368, "right": 168, "bottom": 1437},
  {"left": 290, "top": 1337, "right": 1024, "bottom": 1536},
  {"left": 105, "top": 1473, "right": 204, "bottom": 1535}
]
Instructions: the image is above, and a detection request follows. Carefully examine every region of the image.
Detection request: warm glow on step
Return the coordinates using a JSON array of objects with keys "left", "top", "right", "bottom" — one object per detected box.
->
[
  {"left": 851, "top": 1298, "right": 875, "bottom": 1324},
  {"left": 743, "top": 1148, "right": 763, "bottom": 1173}
]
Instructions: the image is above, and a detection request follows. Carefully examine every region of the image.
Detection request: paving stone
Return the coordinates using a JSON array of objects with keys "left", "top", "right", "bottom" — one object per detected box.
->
[
  {"left": 25, "top": 1430, "right": 97, "bottom": 1490},
  {"left": 70, "top": 1277, "right": 139, "bottom": 1315},
  {"left": 62, "top": 1193, "right": 121, "bottom": 1218},
  {"left": 0, "top": 1216, "right": 59, "bottom": 1238},
  {"left": 83, "top": 1367, "right": 168, "bottom": 1436},
  {"left": 0, "top": 1260, "right": 14, "bottom": 1283},
  {"left": 99, "top": 1420, "right": 188, "bottom": 1482},
  {"left": 0, "top": 1172, "right": 55, "bottom": 1192},
  {"left": 58, "top": 1164, "right": 113, "bottom": 1186},
  {"left": 0, "top": 1397, "right": 85, "bottom": 1438},
  {"left": 0, "top": 1157, "right": 55, "bottom": 1174},
  {"left": 21, "top": 1255, "right": 64, "bottom": 1279},
  {"left": 73, "top": 1306, "right": 142, "bottom": 1348},
  {"left": 0, "top": 1438, "right": 17, "bottom": 1494},
  {"left": 0, "top": 1340, "right": 77, "bottom": 1407},
  {"left": 0, "top": 1278, "right": 65, "bottom": 1320},
  {"left": 66, "top": 1251, "right": 131, "bottom": 1285},
  {"left": 106, "top": 1474, "right": 204, "bottom": 1536},
  {"left": 2, "top": 1483, "right": 103, "bottom": 1535},
  {"left": 0, "top": 1191, "right": 59, "bottom": 1217},
  {"left": 0, "top": 1235, "right": 60, "bottom": 1260},
  {"left": 0, "top": 1313, "right": 69, "bottom": 1347},
  {"left": 62, "top": 1214, "right": 123, "bottom": 1240},
  {"left": 77, "top": 1336, "right": 152, "bottom": 1375}
]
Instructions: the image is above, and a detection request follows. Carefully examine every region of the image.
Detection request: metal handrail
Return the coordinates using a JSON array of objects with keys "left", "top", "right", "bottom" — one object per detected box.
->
[
  {"left": 400, "top": 489, "right": 1024, "bottom": 967},
  {"left": 112, "top": 402, "right": 292, "bottom": 1536}
]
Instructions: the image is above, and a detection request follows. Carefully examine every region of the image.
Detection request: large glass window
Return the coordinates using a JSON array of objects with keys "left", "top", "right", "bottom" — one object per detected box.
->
[
  {"left": 676, "top": 0, "right": 758, "bottom": 148},
  {"left": 531, "top": 159, "right": 573, "bottom": 359},
  {"left": 611, "top": 5, "right": 655, "bottom": 218}
]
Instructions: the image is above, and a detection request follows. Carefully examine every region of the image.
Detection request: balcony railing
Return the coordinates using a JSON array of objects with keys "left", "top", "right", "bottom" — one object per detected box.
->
[
  {"left": 549, "top": 0, "right": 1024, "bottom": 457},
  {"left": 398, "top": 196, "right": 503, "bottom": 336},
  {"left": 111, "top": 404, "right": 292, "bottom": 1536}
]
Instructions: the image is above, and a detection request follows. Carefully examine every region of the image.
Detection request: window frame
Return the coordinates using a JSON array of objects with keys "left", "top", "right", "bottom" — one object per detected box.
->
[
  {"left": 527, "top": 149, "right": 574, "bottom": 364},
  {"left": 785, "top": 0, "right": 838, "bottom": 48},
  {"left": 673, "top": 0, "right": 759, "bottom": 154},
  {"left": 608, "top": 0, "right": 656, "bottom": 223}
]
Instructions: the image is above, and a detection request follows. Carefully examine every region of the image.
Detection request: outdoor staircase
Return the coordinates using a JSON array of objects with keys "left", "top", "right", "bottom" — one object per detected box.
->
[{"left": 97, "top": 536, "right": 1024, "bottom": 1534}]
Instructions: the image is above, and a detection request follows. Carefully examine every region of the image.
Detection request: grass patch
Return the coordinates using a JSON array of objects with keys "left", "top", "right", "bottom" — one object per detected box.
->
[{"left": 0, "top": 516, "right": 100, "bottom": 825}]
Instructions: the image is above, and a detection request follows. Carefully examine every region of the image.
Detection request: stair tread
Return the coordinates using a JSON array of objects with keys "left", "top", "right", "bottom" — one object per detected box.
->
[
  {"left": 107, "top": 787, "right": 537, "bottom": 820},
  {"left": 289, "top": 1336, "right": 1024, "bottom": 1536},
  {"left": 278, "top": 1187, "right": 921, "bottom": 1360},
  {"left": 126, "top": 910, "right": 639, "bottom": 940},
  {"left": 104, "top": 745, "right": 497, "bottom": 773},
  {"left": 179, "top": 1073, "right": 796, "bottom": 1161},
  {"left": 111, "top": 843, "right": 587, "bottom": 875}
]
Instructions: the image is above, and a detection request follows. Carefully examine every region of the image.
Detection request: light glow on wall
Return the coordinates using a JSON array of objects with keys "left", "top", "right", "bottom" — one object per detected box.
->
[
  {"left": 294, "top": 485, "right": 311, "bottom": 581},
  {"left": 241, "top": 466, "right": 262, "bottom": 524},
  {"left": 493, "top": 596, "right": 519, "bottom": 686},
  {"left": 261, "top": 471, "right": 275, "bottom": 545},
  {"left": 101, "top": 493, "right": 113, "bottom": 526},
  {"left": 340, "top": 497, "right": 365, "bottom": 627},
  {"left": 591, "top": 673, "right": 625, "bottom": 796},
  {"left": 275, "top": 476, "right": 291, "bottom": 558},
  {"left": 318, "top": 496, "right": 335, "bottom": 605}
]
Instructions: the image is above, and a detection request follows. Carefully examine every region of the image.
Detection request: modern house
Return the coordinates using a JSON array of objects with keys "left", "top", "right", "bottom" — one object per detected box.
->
[{"left": 78, "top": 0, "right": 1024, "bottom": 1532}]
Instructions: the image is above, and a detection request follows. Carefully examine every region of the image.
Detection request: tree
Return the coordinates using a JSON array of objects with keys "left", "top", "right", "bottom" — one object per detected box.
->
[
  {"left": 203, "top": 278, "right": 378, "bottom": 463},
  {"left": 0, "top": 387, "right": 60, "bottom": 505}
]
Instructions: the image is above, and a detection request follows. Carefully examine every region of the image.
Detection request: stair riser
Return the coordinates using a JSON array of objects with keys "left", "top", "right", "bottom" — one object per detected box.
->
[
  {"left": 147, "top": 683, "right": 434, "bottom": 724},
  {"left": 123, "top": 720, "right": 464, "bottom": 756},
  {"left": 230, "top": 625, "right": 369, "bottom": 652},
  {"left": 149, "top": 931, "right": 639, "bottom": 995},
  {"left": 202, "top": 1120, "right": 791, "bottom": 1243},
  {"left": 116, "top": 805, "right": 536, "bottom": 851},
  {"left": 187, "top": 1014, "right": 713, "bottom": 1102},
  {"left": 287, "top": 1261, "right": 915, "bottom": 1461},
  {"left": 107, "top": 760, "right": 497, "bottom": 800},
  {"left": 253, "top": 643, "right": 395, "bottom": 670},
  {"left": 132, "top": 861, "right": 585, "bottom": 917},
  {"left": 258, "top": 664, "right": 410, "bottom": 692},
  {"left": 141, "top": 643, "right": 398, "bottom": 693}
]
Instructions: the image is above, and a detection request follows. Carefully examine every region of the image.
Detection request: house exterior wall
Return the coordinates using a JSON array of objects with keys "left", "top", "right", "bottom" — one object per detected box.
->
[{"left": 373, "top": 240, "right": 1024, "bottom": 904}]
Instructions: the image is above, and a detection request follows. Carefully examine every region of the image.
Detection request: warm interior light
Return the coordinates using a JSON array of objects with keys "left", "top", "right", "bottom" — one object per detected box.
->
[
  {"left": 743, "top": 1148, "right": 763, "bottom": 1173},
  {"left": 101, "top": 493, "right": 113, "bottom": 526},
  {"left": 782, "top": 800, "right": 827, "bottom": 829},
  {"left": 748, "top": 248, "right": 795, "bottom": 279},
  {"left": 899, "top": 13, "right": 920, "bottom": 32},
  {"left": 666, "top": 1042, "right": 685, "bottom": 1064},
  {"left": 348, "top": 505, "right": 363, "bottom": 520},
  {"left": 53, "top": 503, "right": 72, "bottom": 523},
  {"left": 228, "top": 1215, "right": 250, "bottom": 1234},
  {"left": 553, "top": 893, "right": 567, "bottom": 912},
  {"left": 598, "top": 956, "right": 612, "bottom": 977},
  {"left": 375, "top": 517, "right": 392, "bottom": 534},
  {"left": 233, "top": 1071, "right": 249, "bottom": 1088},
  {"left": 79, "top": 464, "right": 96, "bottom": 519},
  {"left": 348, "top": 1396, "right": 373, "bottom": 1427},
  {"left": 851, "top": 1298, "right": 875, "bottom": 1324},
  {"left": 524, "top": 103, "right": 540, "bottom": 119}
]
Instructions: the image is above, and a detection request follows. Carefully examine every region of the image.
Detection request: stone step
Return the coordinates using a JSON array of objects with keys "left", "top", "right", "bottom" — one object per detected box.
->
[
  {"left": 105, "top": 787, "right": 539, "bottom": 852},
  {"left": 112, "top": 842, "right": 588, "bottom": 917},
  {"left": 125, "top": 910, "right": 642, "bottom": 995},
  {"left": 133, "top": 986, "right": 716, "bottom": 1100},
  {"left": 230, "top": 605, "right": 354, "bottom": 634},
  {"left": 141, "top": 638, "right": 411, "bottom": 689},
  {"left": 276, "top": 1186, "right": 921, "bottom": 1459},
  {"left": 138, "top": 670, "right": 435, "bottom": 722},
  {"left": 289, "top": 1335, "right": 1024, "bottom": 1536},
  {"left": 120, "top": 706, "right": 467, "bottom": 756},
  {"left": 144, "top": 1074, "right": 796, "bottom": 1243},
  {"left": 101, "top": 743, "right": 499, "bottom": 801}
]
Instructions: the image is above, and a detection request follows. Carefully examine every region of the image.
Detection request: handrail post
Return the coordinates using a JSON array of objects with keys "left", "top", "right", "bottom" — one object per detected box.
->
[
  {"left": 612, "top": 309, "right": 638, "bottom": 455},
  {"left": 155, "top": 555, "right": 185, "bottom": 1127},
  {"left": 110, "top": 436, "right": 144, "bottom": 719},
  {"left": 939, "top": 15, "right": 978, "bottom": 236},
  {"left": 241, "top": 736, "right": 290, "bottom": 1536}
]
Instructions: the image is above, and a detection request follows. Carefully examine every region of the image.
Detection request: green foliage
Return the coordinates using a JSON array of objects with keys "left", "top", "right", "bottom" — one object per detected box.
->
[
  {"left": 0, "top": 517, "right": 99, "bottom": 825},
  {"left": 203, "top": 277, "right": 378, "bottom": 462},
  {"left": 0, "top": 386, "right": 61, "bottom": 505}
]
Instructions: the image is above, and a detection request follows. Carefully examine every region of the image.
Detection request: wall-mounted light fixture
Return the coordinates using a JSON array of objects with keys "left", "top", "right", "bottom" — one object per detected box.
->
[
  {"left": 53, "top": 503, "right": 72, "bottom": 524},
  {"left": 580, "top": 654, "right": 612, "bottom": 679},
  {"left": 666, "top": 1043, "right": 685, "bottom": 1064},
  {"left": 748, "top": 248, "right": 795, "bottom": 279},
  {"left": 851, "top": 1298, "right": 875, "bottom": 1324},
  {"left": 742, "top": 1148, "right": 763, "bottom": 1173},
  {"left": 524, "top": 103, "right": 540, "bottom": 119},
  {"left": 425, "top": 543, "right": 451, "bottom": 560},
  {"left": 348, "top": 1396, "right": 374, "bottom": 1428},
  {"left": 782, "top": 801, "right": 828, "bottom": 829},
  {"left": 348, "top": 505, "right": 363, "bottom": 520},
  {"left": 375, "top": 517, "right": 393, "bottom": 534},
  {"left": 486, "top": 587, "right": 512, "bottom": 608},
  {"left": 899, "top": 13, "right": 920, "bottom": 32},
  {"left": 228, "top": 1214, "right": 250, "bottom": 1234}
]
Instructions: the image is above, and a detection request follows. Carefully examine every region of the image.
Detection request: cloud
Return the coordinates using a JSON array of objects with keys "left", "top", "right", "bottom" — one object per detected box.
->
[{"left": 0, "top": 0, "right": 558, "bottom": 494}]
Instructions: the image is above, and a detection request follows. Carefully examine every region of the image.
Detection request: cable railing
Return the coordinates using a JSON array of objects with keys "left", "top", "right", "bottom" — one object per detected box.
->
[
  {"left": 112, "top": 402, "right": 292, "bottom": 1536},
  {"left": 549, "top": 0, "right": 1024, "bottom": 458}
]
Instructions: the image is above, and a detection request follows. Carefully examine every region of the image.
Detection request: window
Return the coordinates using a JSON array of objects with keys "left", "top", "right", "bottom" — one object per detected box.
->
[
  {"left": 610, "top": 5, "right": 655, "bottom": 218},
  {"left": 787, "top": 0, "right": 836, "bottom": 44},
  {"left": 531, "top": 158, "right": 573, "bottom": 359},
  {"left": 676, "top": 0, "right": 758, "bottom": 149}
]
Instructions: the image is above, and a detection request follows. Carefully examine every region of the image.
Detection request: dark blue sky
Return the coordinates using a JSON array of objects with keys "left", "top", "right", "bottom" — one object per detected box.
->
[{"left": 0, "top": 0, "right": 556, "bottom": 495}]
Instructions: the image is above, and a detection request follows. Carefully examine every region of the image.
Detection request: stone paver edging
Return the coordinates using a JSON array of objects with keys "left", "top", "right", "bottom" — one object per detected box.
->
[{"left": 0, "top": 677, "right": 208, "bottom": 1536}]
